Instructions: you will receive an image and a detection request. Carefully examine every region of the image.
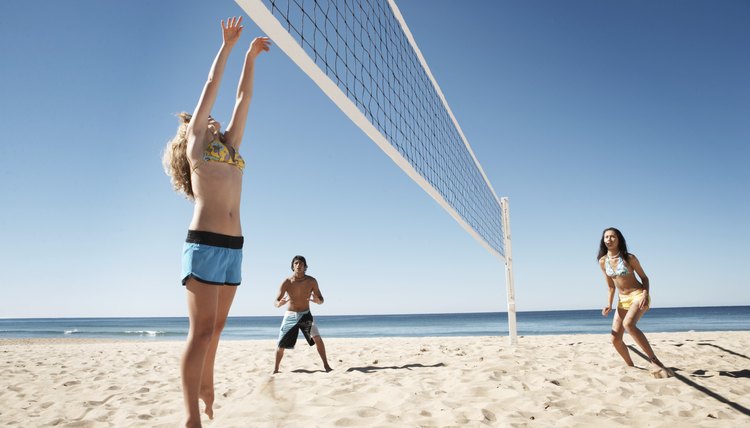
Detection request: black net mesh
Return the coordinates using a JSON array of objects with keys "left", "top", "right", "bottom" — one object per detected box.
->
[{"left": 262, "top": 0, "right": 504, "bottom": 255}]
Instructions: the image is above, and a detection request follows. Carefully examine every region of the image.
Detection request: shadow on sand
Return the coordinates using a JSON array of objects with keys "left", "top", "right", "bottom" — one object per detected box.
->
[
  {"left": 346, "top": 362, "right": 446, "bottom": 374},
  {"left": 628, "top": 344, "right": 750, "bottom": 416}
]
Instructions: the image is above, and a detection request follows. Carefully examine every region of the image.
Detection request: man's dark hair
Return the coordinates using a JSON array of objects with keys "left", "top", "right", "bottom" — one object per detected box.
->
[{"left": 291, "top": 255, "right": 308, "bottom": 271}]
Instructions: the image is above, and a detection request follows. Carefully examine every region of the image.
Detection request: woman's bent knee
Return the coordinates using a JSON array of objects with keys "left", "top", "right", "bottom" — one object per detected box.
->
[
  {"left": 623, "top": 322, "right": 638, "bottom": 334},
  {"left": 611, "top": 335, "right": 623, "bottom": 345}
]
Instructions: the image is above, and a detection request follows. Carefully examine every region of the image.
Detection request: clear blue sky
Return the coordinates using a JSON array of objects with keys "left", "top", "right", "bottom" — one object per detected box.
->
[{"left": 1, "top": 1, "right": 748, "bottom": 318}]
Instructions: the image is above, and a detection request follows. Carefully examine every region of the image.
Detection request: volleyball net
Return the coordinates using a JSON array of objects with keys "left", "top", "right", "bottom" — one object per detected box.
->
[
  {"left": 236, "top": 0, "right": 507, "bottom": 257},
  {"left": 235, "top": 0, "right": 516, "bottom": 341}
]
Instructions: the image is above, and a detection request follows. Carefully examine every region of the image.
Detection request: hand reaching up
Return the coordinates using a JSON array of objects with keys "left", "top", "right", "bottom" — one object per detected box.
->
[
  {"left": 222, "top": 16, "right": 244, "bottom": 47},
  {"left": 248, "top": 37, "right": 272, "bottom": 59}
]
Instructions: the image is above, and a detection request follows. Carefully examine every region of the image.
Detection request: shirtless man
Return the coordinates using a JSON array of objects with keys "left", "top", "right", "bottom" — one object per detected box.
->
[{"left": 273, "top": 255, "right": 332, "bottom": 373}]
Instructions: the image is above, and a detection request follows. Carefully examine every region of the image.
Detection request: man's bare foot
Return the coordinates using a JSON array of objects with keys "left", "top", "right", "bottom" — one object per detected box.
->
[
  {"left": 324, "top": 365, "right": 333, "bottom": 372},
  {"left": 273, "top": 369, "right": 280, "bottom": 374}
]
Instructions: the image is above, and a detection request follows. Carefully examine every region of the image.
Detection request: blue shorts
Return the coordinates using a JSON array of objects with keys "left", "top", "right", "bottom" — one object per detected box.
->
[{"left": 181, "top": 230, "right": 244, "bottom": 286}]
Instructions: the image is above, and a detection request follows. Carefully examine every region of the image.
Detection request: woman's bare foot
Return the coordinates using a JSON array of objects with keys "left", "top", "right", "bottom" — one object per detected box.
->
[
  {"left": 649, "top": 359, "right": 673, "bottom": 379},
  {"left": 199, "top": 388, "right": 214, "bottom": 419},
  {"left": 183, "top": 416, "right": 202, "bottom": 428}
]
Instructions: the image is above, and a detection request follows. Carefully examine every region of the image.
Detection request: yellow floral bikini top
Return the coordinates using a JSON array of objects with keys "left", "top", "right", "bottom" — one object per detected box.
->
[{"left": 192, "top": 138, "right": 245, "bottom": 172}]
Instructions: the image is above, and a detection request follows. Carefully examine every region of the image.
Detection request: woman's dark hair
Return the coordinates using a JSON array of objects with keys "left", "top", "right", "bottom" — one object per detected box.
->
[
  {"left": 291, "top": 255, "right": 308, "bottom": 271},
  {"left": 597, "top": 227, "right": 630, "bottom": 261}
]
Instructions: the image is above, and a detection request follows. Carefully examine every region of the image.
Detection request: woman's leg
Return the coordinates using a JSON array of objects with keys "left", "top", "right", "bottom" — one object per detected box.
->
[
  {"left": 611, "top": 308, "right": 634, "bottom": 366},
  {"left": 199, "top": 285, "right": 237, "bottom": 419},
  {"left": 181, "top": 279, "right": 219, "bottom": 428},
  {"left": 621, "top": 300, "right": 661, "bottom": 365}
]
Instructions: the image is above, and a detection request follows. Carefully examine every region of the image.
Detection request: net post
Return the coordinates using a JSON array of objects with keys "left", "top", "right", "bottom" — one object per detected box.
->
[{"left": 501, "top": 197, "right": 517, "bottom": 346}]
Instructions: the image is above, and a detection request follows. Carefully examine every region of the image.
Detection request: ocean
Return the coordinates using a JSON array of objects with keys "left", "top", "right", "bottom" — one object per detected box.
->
[{"left": 1, "top": 306, "right": 748, "bottom": 341}]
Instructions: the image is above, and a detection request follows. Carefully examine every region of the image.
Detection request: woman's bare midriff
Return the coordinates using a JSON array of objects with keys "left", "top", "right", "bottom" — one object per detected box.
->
[
  {"left": 614, "top": 275, "right": 644, "bottom": 296},
  {"left": 189, "top": 165, "right": 243, "bottom": 236}
]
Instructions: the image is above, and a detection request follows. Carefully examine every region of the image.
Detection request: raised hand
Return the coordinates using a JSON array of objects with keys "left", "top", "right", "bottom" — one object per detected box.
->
[
  {"left": 222, "top": 16, "right": 244, "bottom": 47},
  {"left": 248, "top": 37, "right": 272, "bottom": 59}
]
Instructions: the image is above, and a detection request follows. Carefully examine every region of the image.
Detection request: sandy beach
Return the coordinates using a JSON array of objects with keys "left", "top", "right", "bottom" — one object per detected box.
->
[{"left": 2, "top": 331, "right": 748, "bottom": 427}]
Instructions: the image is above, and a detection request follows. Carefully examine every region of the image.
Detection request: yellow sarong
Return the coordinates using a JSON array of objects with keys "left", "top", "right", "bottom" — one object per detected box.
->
[{"left": 617, "top": 289, "right": 650, "bottom": 310}]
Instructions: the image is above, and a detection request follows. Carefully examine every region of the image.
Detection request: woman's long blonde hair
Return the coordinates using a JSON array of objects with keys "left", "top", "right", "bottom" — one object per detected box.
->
[{"left": 163, "top": 112, "right": 194, "bottom": 200}]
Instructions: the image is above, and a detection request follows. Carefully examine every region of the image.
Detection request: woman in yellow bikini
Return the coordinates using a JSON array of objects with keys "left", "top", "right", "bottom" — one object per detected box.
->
[
  {"left": 598, "top": 227, "right": 670, "bottom": 377},
  {"left": 163, "top": 16, "right": 270, "bottom": 427}
]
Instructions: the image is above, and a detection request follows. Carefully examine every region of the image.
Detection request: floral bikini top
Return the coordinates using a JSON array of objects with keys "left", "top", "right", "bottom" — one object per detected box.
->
[
  {"left": 605, "top": 254, "right": 629, "bottom": 277},
  {"left": 193, "top": 138, "right": 245, "bottom": 172}
]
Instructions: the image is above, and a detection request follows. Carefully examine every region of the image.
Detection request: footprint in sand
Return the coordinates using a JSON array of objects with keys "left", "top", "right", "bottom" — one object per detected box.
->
[
  {"left": 469, "top": 386, "right": 487, "bottom": 397},
  {"left": 152, "top": 407, "right": 177, "bottom": 417},
  {"left": 134, "top": 358, "right": 152, "bottom": 369},
  {"left": 441, "top": 400, "right": 461, "bottom": 409},
  {"left": 333, "top": 417, "right": 357, "bottom": 426},
  {"left": 63, "top": 380, "right": 80, "bottom": 387},
  {"left": 481, "top": 409, "right": 497, "bottom": 422},
  {"left": 656, "top": 384, "right": 678, "bottom": 395},
  {"left": 455, "top": 414, "right": 470, "bottom": 424},
  {"left": 356, "top": 407, "right": 379, "bottom": 417},
  {"left": 598, "top": 408, "right": 625, "bottom": 418},
  {"left": 616, "top": 386, "right": 634, "bottom": 399}
]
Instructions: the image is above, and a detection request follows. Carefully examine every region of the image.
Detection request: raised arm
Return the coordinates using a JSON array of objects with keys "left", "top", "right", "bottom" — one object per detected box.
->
[
  {"left": 187, "top": 17, "right": 244, "bottom": 143},
  {"left": 274, "top": 279, "right": 290, "bottom": 308},
  {"left": 224, "top": 36, "right": 271, "bottom": 149}
]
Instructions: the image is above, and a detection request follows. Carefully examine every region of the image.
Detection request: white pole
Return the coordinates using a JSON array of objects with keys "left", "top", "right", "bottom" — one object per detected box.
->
[{"left": 501, "top": 197, "right": 517, "bottom": 346}]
